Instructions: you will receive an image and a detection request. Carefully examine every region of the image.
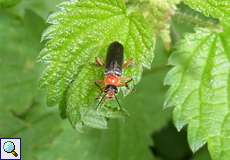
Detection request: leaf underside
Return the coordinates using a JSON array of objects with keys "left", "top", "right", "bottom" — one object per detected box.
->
[
  {"left": 39, "top": 0, "right": 154, "bottom": 130},
  {"left": 165, "top": 27, "right": 230, "bottom": 160}
]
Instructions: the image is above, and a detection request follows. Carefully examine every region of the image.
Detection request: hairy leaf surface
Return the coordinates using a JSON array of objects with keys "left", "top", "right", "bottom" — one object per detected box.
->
[
  {"left": 39, "top": 0, "right": 154, "bottom": 129},
  {"left": 165, "top": 27, "right": 230, "bottom": 160},
  {"left": 37, "top": 50, "right": 171, "bottom": 160},
  {"left": 184, "top": 0, "right": 230, "bottom": 26}
]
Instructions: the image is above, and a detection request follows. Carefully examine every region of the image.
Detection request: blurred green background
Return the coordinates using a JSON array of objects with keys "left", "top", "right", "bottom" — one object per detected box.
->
[{"left": 0, "top": 0, "right": 212, "bottom": 160}]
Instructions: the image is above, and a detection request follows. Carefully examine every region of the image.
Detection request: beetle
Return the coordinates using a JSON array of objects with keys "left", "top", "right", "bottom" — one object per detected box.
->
[{"left": 95, "top": 41, "right": 133, "bottom": 110}]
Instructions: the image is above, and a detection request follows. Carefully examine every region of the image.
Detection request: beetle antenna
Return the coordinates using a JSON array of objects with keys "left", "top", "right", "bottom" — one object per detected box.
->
[
  {"left": 96, "top": 93, "right": 106, "bottom": 110},
  {"left": 115, "top": 95, "right": 122, "bottom": 110}
]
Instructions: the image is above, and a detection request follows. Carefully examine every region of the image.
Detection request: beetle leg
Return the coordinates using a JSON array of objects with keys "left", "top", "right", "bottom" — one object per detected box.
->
[
  {"left": 123, "top": 59, "right": 133, "bottom": 69},
  {"left": 95, "top": 57, "right": 105, "bottom": 67},
  {"left": 118, "top": 78, "right": 133, "bottom": 89},
  {"left": 120, "top": 77, "right": 133, "bottom": 81}
]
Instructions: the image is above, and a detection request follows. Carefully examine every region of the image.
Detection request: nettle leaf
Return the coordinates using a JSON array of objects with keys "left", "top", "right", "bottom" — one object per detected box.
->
[
  {"left": 10, "top": 103, "right": 63, "bottom": 160},
  {"left": 0, "top": 10, "right": 45, "bottom": 114},
  {"left": 0, "top": 0, "right": 21, "bottom": 8},
  {"left": 184, "top": 0, "right": 230, "bottom": 26},
  {"left": 0, "top": 9, "right": 42, "bottom": 137},
  {"left": 39, "top": 0, "right": 154, "bottom": 129},
  {"left": 0, "top": 10, "right": 63, "bottom": 160},
  {"left": 37, "top": 38, "right": 171, "bottom": 160},
  {"left": 165, "top": 27, "right": 230, "bottom": 160},
  {"left": 37, "top": 50, "right": 171, "bottom": 160},
  {"left": 13, "top": 0, "right": 64, "bottom": 18}
]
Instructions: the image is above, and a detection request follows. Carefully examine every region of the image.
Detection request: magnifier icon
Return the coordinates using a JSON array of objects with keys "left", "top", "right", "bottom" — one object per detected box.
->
[{"left": 3, "top": 141, "right": 18, "bottom": 157}]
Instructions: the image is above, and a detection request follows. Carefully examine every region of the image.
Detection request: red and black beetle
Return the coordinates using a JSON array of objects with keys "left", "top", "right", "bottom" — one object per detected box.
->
[{"left": 95, "top": 41, "right": 133, "bottom": 110}]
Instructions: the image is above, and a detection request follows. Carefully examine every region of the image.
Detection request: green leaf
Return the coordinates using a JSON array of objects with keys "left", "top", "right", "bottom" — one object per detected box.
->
[
  {"left": 184, "top": 0, "right": 230, "bottom": 26},
  {"left": 0, "top": 9, "right": 43, "bottom": 136},
  {"left": 39, "top": 0, "right": 154, "bottom": 129},
  {"left": 0, "top": 10, "right": 63, "bottom": 160},
  {"left": 10, "top": 103, "right": 63, "bottom": 160},
  {"left": 193, "top": 146, "right": 211, "bottom": 160},
  {"left": 165, "top": 27, "right": 230, "bottom": 160},
  {"left": 37, "top": 51, "right": 171, "bottom": 160},
  {"left": 7, "top": 0, "right": 64, "bottom": 18},
  {"left": 0, "top": 9, "right": 45, "bottom": 114},
  {"left": 173, "top": 3, "right": 220, "bottom": 33},
  {"left": 0, "top": 0, "right": 21, "bottom": 8}
]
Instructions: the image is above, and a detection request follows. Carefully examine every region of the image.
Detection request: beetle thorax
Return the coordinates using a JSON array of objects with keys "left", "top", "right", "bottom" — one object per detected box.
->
[{"left": 104, "top": 74, "right": 120, "bottom": 86}]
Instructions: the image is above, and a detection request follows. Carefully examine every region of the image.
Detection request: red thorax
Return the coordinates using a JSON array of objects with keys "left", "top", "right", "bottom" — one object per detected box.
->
[{"left": 104, "top": 74, "right": 120, "bottom": 86}]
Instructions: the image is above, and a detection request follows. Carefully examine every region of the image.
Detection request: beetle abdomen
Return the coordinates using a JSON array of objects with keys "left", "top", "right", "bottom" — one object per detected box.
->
[{"left": 105, "top": 41, "right": 124, "bottom": 76}]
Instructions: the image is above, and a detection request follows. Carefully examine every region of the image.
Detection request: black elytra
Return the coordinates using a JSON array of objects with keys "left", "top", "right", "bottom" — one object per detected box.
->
[{"left": 105, "top": 41, "right": 124, "bottom": 76}]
